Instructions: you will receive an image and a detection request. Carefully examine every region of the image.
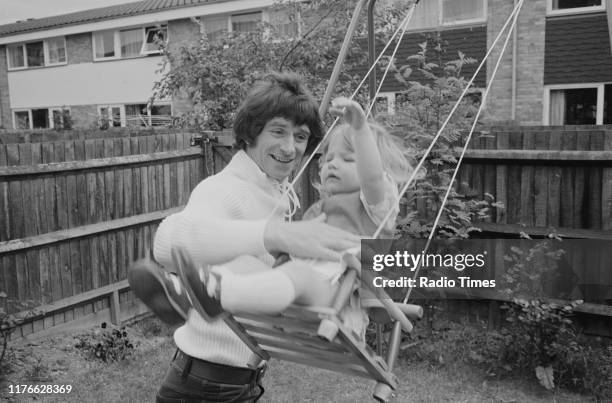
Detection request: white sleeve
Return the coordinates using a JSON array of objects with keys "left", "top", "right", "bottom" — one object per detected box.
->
[
  {"left": 359, "top": 173, "right": 400, "bottom": 234},
  {"left": 153, "top": 178, "right": 269, "bottom": 268}
]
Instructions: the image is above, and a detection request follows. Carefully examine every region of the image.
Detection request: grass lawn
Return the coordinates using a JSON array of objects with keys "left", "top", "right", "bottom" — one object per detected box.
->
[{"left": 0, "top": 318, "right": 596, "bottom": 402}]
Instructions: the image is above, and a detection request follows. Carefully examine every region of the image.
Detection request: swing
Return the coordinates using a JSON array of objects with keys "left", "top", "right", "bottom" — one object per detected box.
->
[{"left": 132, "top": 0, "right": 526, "bottom": 399}]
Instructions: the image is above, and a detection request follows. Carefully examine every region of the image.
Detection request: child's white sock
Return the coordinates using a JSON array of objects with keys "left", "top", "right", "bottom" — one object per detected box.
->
[{"left": 217, "top": 269, "right": 296, "bottom": 315}]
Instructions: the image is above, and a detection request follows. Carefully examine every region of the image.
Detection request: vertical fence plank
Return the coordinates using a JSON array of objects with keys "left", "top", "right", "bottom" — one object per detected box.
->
[
  {"left": 547, "top": 129, "right": 562, "bottom": 227},
  {"left": 7, "top": 144, "right": 23, "bottom": 240},
  {"left": 54, "top": 142, "right": 69, "bottom": 230},
  {"left": 139, "top": 136, "right": 150, "bottom": 214},
  {"left": 18, "top": 143, "right": 33, "bottom": 237},
  {"left": 533, "top": 130, "right": 549, "bottom": 227},
  {"left": 176, "top": 135, "right": 185, "bottom": 206},
  {"left": 0, "top": 145, "right": 9, "bottom": 241},
  {"left": 30, "top": 143, "right": 45, "bottom": 236},
  {"left": 147, "top": 136, "right": 157, "bottom": 213},
  {"left": 506, "top": 130, "right": 522, "bottom": 224},
  {"left": 155, "top": 135, "right": 165, "bottom": 211},
  {"left": 574, "top": 132, "right": 589, "bottom": 228},
  {"left": 560, "top": 130, "right": 576, "bottom": 227},
  {"left": 520, "top": 129, "right": 535, "bottom": 226},
  {"left": 163, "top": 134, "right": 172, "bottom": 209},
  {"left": 603, "top": 130, "right": 612, "bottom": 231},
  {"left": 588, "top": 130, "right": 603, "bottom": 229}
]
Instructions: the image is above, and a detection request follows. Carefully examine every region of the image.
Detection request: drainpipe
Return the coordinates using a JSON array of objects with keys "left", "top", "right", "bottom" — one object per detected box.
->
[{"left": 511, "top": 0, "right": 517, "bottom": 121}]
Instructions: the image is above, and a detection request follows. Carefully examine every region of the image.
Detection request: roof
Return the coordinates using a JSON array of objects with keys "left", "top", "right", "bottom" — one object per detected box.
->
[{"left": 0, "top": 0, "right": 217, "bottom": 38}]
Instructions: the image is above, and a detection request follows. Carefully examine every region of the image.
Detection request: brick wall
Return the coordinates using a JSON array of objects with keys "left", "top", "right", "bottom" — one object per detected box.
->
[
  {"left": 167, "top": 18, "right": 200, "bottom": 116},
  {"left": 0, "top": 45, "right": 11, "bottom": 128},
  {"left": 66, "top": 32, "right": 93, "bottom": 64},
  {"left": 545, "top": 13, "right": 612, "bottom": 85},
  {"left": 486, "top": 0, "right": 546, "bottom": 125}
]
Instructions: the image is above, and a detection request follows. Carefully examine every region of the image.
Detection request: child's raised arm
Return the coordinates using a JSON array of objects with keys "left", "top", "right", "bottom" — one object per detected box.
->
[{"left": 329, "top": 97, "right": 385, "bottom": 206}]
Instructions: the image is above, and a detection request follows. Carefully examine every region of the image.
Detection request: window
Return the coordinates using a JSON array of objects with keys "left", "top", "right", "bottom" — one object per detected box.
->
[
  {"left": 546, "top": 84, "right": 612, "bottom": 125},
  {"left": 142, "top": 25, "right": 167, "bottom": 54},
  {"left": 269, "top": 8, "right": 300, "bottom": 40},
  {"left": 14, "top": 111, "right": 30, "bottom": 129},
  {"left": 547, "top": 0, "right": 604, "bottom": 15},
  {"left": 232, "top": 12, "right": 262, "bottom": 33},
  {"left": 120, "top": 28, "right": 143, "bottom": 58},
  {"left": 12, "top": 107, "right": 70, "bottom": 129},
  {"left": 203, "top": 16, "right": 229, "bottom": 42},
  {"left": 51, "top": 108, "right": 71, "bottom": 129},
  {"left": 93, "top": 25, "right": 167, "bottom": 60},
  {"left": 46, "top": 37, "right": 66, "bottom": 64},
  {"left": 26, "top": 42, "right": 44, "bottom": 67},
  {"left": 6, "top": 37, "right": 66, "bottom": 70},
  {"left": 94, "top": 31, "right": 115, "bottom": 59},
  {"left": 410, "top": 0, "right": 486, "bottom": 30},
  {"left": 7, "top": 45, "right": 25, "bottom": 69},
  {"left": 98, "top": 103, "right": 171, "bottom": 127},
  {"left": 373, "top": 92, "right": 396, "bottom": 115},
  {"left": 98, "top": 105, "right": 123, "bottom": 128},
  {"left": 125, "top": 103, "right": 148, "bottom": 127}
]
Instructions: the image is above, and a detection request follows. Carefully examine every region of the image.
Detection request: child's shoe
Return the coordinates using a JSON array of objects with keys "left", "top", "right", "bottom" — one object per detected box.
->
[
  {"left": 171, "top": 247, "right": 226, "bottom": 321},
  {"left": 128, "top": 258, "right": 191, "bottom": 326}
]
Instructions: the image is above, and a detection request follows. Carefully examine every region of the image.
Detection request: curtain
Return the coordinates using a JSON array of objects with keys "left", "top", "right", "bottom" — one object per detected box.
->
[
  {"left": 7, "top": 45, "right": 24, "bottom": 68},
  {"left": 95, "top": 31, "right": 115, "bottom": 58},
  {"left": 120, "top": 28, "right": 143, "bottom": 57},
  {"left": 549, "top": 90, "right": 566, "bottom": 125},
  {"left": 47, "top": 37, "right": 66, "bottom": 64}
]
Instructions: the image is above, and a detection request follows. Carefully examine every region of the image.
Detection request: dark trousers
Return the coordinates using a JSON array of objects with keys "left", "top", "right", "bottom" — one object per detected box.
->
[{"left": 156, "top": 350, "right": 266, "bottom": 403}]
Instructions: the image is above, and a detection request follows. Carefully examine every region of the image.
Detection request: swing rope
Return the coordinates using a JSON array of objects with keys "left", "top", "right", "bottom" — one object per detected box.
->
[
  {"left": 400, "top": 0, "right": 526, "bottom": 304},
  {"left": 284, "top": 0, "right": 420, "bottom": 200}
]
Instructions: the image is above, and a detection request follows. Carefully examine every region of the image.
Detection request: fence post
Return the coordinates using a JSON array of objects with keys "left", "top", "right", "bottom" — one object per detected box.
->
[{"left": 110, "top": 290, "right": 121, "bottom": 325}]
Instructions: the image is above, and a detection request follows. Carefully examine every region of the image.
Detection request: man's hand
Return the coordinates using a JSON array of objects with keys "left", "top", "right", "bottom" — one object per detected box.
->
[
  {"left": 328, "top": 97, "right": 367, "bottom": 131},
  {"left": 264, "top": 214, "right": 360, "bottom": 261}
]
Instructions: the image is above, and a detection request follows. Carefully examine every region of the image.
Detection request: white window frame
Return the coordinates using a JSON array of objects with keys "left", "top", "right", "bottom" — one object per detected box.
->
[
  {"left": 49, "top": 106, "right": 71, "bottom": 129},
  {"left": 98, "top": 104, "right": 126, "bottom": 127},
  {"left": 12, "top": 109, "right": 32, "bottom": 129},
  {"left": 407, "top": 0, "right": 487, "bottom": 32},
  {"left": 93, "top": 24, "right": 168, "bottom": 61},
  {"left": 6, "top": 37, "right": 67, "bottom": 71},
  {"left": 543, "top": 83, "right": 606, "bottom": 125},
  {"left": 546, "top": 0, "right": 605, "bottom": 17},
  {"left": 141, "top": 25, "right": 168, "bottom": 55},
  {"left": 374, "top": 92, "right": 396, "bottom": 115},
  {"left": 263, "top": 8, "right": 302, "bottom": 42},
  {"left": 44, "top": 37, "right": 67, "bottom": 66}
]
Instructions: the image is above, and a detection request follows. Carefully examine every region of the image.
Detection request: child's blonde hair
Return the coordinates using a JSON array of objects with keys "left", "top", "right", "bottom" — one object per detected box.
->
[{"left": 315, "top": 121, "right": 418, "bottom": 197}]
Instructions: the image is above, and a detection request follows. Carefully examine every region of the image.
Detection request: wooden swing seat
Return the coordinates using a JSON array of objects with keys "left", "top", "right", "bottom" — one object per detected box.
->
[{"left": 172, "top": 248, "right": 422, "bottom": 402}]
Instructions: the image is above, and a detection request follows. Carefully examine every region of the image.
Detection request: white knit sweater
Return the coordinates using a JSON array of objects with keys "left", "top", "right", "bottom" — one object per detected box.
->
[{"left": 153, "top": 150, "right": 291, "bottom": 367}]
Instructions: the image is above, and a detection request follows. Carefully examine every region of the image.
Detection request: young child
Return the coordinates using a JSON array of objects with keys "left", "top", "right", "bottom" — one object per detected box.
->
[{"left": 178, "top": 96, "right": 416, "bottom": 337}]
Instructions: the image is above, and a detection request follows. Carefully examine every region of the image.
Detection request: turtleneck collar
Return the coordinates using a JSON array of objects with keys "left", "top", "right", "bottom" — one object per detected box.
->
[{"left": 226, "top": 150, "right": 300, "bottom": 219}]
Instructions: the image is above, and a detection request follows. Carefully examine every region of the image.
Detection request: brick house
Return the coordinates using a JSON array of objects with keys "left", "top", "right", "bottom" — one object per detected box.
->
[
  {"left": 0, "top": 0, "right": 611, "bottom": 129},
  {"left": 0, "top": 0, "right": 292, "bottom": 129}
]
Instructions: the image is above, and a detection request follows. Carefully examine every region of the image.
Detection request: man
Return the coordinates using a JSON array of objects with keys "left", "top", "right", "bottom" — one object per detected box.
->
[{"left": 132, "top": 72, "right": 359, "bottom": 402}]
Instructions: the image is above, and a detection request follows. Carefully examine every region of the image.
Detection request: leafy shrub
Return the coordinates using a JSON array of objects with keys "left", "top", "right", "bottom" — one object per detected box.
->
[{"left": 74, "top": 322, "right": 135, "bottom": 362}]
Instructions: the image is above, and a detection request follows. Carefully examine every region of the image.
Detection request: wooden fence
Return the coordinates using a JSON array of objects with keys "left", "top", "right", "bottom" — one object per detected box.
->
[
  {"left": 0, "top": 126, "right": 611, "bottom": 338},
  {"left": 0, "top": 131, "right": 205, "bottom": 338}
]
